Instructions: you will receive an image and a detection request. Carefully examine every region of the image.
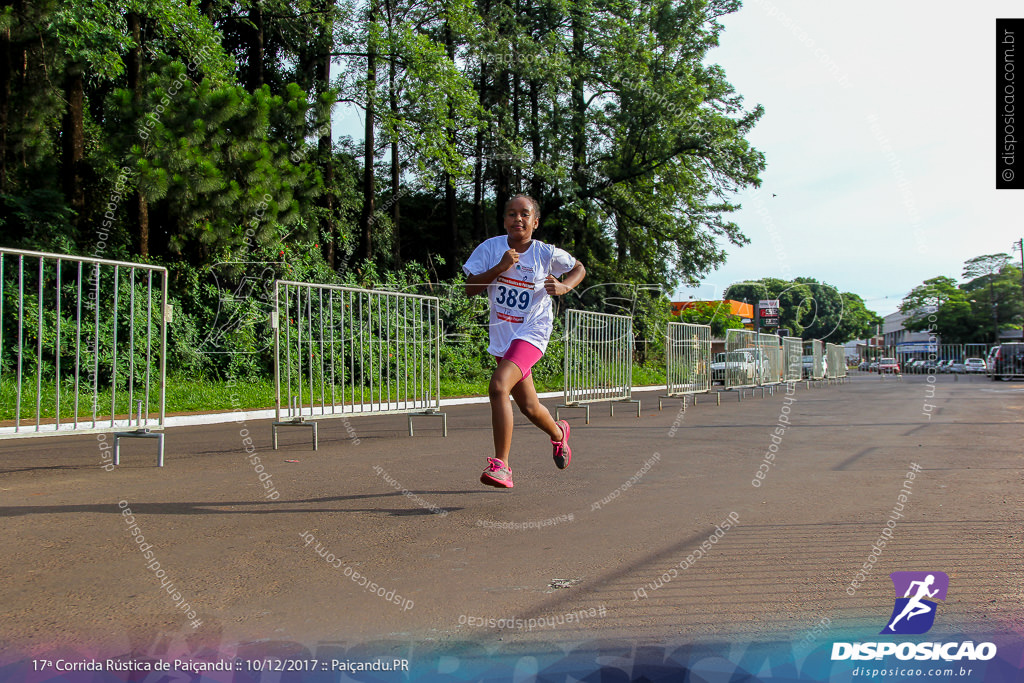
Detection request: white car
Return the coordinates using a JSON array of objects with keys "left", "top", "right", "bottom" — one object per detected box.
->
[
  {"left": 711, "top": 351, "right": 755, "bottom": 385},
  {"left": 963, "top": 358, "right": 986, "bottom": 373}
]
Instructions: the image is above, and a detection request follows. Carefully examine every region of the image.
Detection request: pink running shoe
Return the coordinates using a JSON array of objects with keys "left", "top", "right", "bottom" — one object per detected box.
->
[
  {"left": 552, "top": 420, "right": 571, "bottom": 469},
  {"left": 480, "top": 457, "right": 514, "bottom": 488}
]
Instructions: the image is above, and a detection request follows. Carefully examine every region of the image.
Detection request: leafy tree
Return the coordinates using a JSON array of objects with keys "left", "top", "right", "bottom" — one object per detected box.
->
[
  {"left": 834, "top": 291, "right": 881, "bottom": 342},
  {"left": 725, "top": 277, "right": 879, "bottom": 341},
  {"left": 115, "top": 74, "right": 321, "bottom": 262},
  {"left": 899, "top": 256, "right": 1024, "bottom": 344},
  {"left": 674, "top": 301, "right": 744, "bottom": 338},
  {"left": 0, "top": 0, "right": 776, "bottom": 384},
  {"left": 961, "top": 253, "right": 1022, "bottom": 341},
  {"left": 900, "top": 276, "right": 977, "bottom": 342}
]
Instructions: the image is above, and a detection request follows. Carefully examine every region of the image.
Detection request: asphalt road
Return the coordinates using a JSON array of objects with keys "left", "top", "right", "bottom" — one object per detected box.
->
[{"left": 1, "top": 373, "right": 1022, "bottom": 667}]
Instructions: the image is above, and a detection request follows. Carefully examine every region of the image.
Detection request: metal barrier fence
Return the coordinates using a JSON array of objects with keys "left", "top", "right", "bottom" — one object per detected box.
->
[
  {"left": 0, "top": 248, "right": 168, "bottom": 465},
  {"left": 963, "top": 343, "right": 989, "bottom": 360},
  {"left": 271, "top": 281, "right": 446, "bottom": 449},
  {"left": 826, "top": 343, "right": 846, "bottom": 379},
  {"left": 756, "top": 333, "right": 783, "bottom": 385},
  {"left": 556, "top": 309, "right": 638, "bottom": 423},
  {"left": 783, "top": 337, "right": 803, "bottom": 382},
  {"left": 659, "top": 322, "right": 711, "bottom": 408},
  {"left": 723, "top": 329, "right": 758, "bottom": 389},
  {"left": 863, "top": 344, "right": 996, "bottom": 373},
  {"left": 805, "top": 340, "right": 825, "bottom": 380},
  {"left": 880, "top": 344, "right": 999, "bottom": 376}
]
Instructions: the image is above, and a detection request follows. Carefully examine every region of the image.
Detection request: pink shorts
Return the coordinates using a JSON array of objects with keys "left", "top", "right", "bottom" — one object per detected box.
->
[{"left": 494, "top": 339, "right": 544, "bottom": 382}]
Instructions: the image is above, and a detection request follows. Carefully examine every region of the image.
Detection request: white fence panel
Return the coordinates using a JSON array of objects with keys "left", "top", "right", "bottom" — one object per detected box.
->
[
  {"left": 272, "top": 281, "right": 446, "bottom": 449},
  {"left": 0, "top": 248, "right": 168, "bottom": 465},
  {"left": 556, "top": 309, "right": 638, "bottom": 423}
]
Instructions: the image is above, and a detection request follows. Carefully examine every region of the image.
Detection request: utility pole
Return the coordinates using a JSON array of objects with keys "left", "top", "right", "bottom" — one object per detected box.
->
[
  {"left": 990, "top": 275, "right": 999, "bottom": 346},
  {"left": 1015, "top": 239, "right": 1024, "bottom": 339}
]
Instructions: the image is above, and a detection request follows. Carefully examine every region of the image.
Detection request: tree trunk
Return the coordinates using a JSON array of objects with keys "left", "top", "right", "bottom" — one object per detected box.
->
[
  {"left": 444, "top": 19, "right": 458, "bottom": 261},
  {"left": 388, "top": 29, "right": 401, "bottom": 266},
  {"left": 529, "top": 78, "right": 541, "bottom": 202},
  {"left": 473, "top": 61, "right": 486, "bottom": 240},
  {"left": 321, "top": 139, "right": 336, "bottom": 269},
  {"left": 511, "top": 16, "right": 521, "bottom": 193},
  {"left": 61, "top": 63, "right": 85, "bottom": 225},
  {"left": 314, "top": 1, "right": 336, "bottom": 268},
  {"left": 569, "top": 8, "right": 587, "bottom": 250},
  {"left": 127, "top": 11, "right": 150, "bottom": 258},
  {"left": 493, "top": 66, "right": 509, "bottom": 228},
  {"left": 0, "top": 18, "right": 11, "bottom": 192},
  {"left": 615, "top": 211, "right": 627, "bottom": 263},
  {"left": 247, "top": 4, "right": 264, "bottom": 92},
  {"left": 357, "top": 0, "right": 378, "bottom": 262}
]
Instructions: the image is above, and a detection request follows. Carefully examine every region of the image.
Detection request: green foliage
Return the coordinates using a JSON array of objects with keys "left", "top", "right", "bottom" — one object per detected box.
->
[
  {"left": 0, "top": 191, "right": 78, "bottom": 252},
  {"left": 0, "top": 0, "right": 772, "bottom": 400},
  {"left": 0, "top": 261, "right": 164, "bottom": 386},
  {"left": 899, "top": 255, "right": 1024, "bottom": 343},
  {"left": 725, "top": 277, "right": 880, "bottom": 342},
  {"left": 674, "top": 301, "right": 744, "bottom": 338}
]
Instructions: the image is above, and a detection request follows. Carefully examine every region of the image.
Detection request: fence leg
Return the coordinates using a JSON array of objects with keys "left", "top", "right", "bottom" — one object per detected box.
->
[
  {"left": 610, "top": 399, "right": 641, "bottom": 418},
  {"left": 408, "top": 411, "right": 447, "bottom": 437},
  {"left": 272, "top": 419, "right": 317, "bottom": 451},
  {"left": 659, "top": 395, "right": 685, "bottom": 411},
  {"left": 112, "top": 430, "right": 165, "bottom": 467},
  {"left": 556, "top": 404, "right": 590, "bottom": 425}
]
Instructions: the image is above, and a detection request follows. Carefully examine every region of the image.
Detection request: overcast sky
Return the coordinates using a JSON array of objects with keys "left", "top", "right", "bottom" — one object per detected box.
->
[{"left": 674, "top": 1, "right": 1022, "bottom": 316}]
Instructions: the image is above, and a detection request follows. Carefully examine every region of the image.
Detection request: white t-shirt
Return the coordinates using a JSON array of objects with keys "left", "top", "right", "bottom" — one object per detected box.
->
[{"left": 462, "top": 236, "right": 577, "bottom": 356}]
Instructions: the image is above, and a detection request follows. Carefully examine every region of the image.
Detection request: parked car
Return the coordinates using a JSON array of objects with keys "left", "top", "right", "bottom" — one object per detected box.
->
[
  {"left": 985, "top": 347, "right": 999, "bottom": 376},
  {"left": 876, "top": 357, "right": 900, "bottom": 374},
  {"left": 990, "top": 343, "right": 1024, "bottom": 380},
  {"left": 736, "top": 347, "right": 772, "bottom": 382},
  {"left": 937, "top": 359, "right": 954, "bottom": 373},
  {"left": 711, "top": 351, "right": 756, "bottom": 385},
  {"left": 905, "top": 359, "right": 924, "bottom": 373},
  {"left": 949, "top": 360, "right": 966, "bottom": 374},
  {"left": 858, "top": 360, "right": 871, "bottom": 371},
  {"left": 963, "top": 358, "right": 987, "bottom": 373}
]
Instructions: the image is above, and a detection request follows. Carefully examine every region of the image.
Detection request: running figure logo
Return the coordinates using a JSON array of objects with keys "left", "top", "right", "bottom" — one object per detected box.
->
[{"left": 881, "top": 571, "right": 949, "bottom": 635}]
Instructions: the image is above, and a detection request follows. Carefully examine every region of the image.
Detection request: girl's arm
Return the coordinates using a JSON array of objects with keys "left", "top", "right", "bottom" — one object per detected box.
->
[
  {"left": 464, "top": 249, "right": 519, "bottom": 297},
  {"left": 543, "top": 261, "right": 586, "bottom": 296}
]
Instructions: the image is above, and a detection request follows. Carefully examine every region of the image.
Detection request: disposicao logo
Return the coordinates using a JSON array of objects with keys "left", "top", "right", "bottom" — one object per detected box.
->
[
  {"left": 831, "top": 571, "right": 997, "bottom": 663},
  {"left": 881, "top": 571, "right": 948, "bottom": 635}
]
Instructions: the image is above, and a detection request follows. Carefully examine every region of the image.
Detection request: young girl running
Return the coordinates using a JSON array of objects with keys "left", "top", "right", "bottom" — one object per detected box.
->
[{"left": 463, "top": 194, "right": 586, "bottom": 488}]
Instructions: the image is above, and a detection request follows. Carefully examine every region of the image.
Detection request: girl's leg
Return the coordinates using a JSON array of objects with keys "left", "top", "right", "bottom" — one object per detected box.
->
[
  {"left": 510, "top": 374, "right": 563, "bottom": 442},
  {"left": 488, "top": 360, "right": 524, "bottom": 464}
]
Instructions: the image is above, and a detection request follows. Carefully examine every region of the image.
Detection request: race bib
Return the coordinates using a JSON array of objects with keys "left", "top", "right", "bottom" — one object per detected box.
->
[{"left": 494, "top": 274, "right": 535, "bottom": 322}]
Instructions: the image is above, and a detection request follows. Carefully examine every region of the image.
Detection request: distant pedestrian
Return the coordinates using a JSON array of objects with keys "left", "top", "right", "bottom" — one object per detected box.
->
[{"left": 463, "top": 194, "right": 586, "bottom": 488}]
